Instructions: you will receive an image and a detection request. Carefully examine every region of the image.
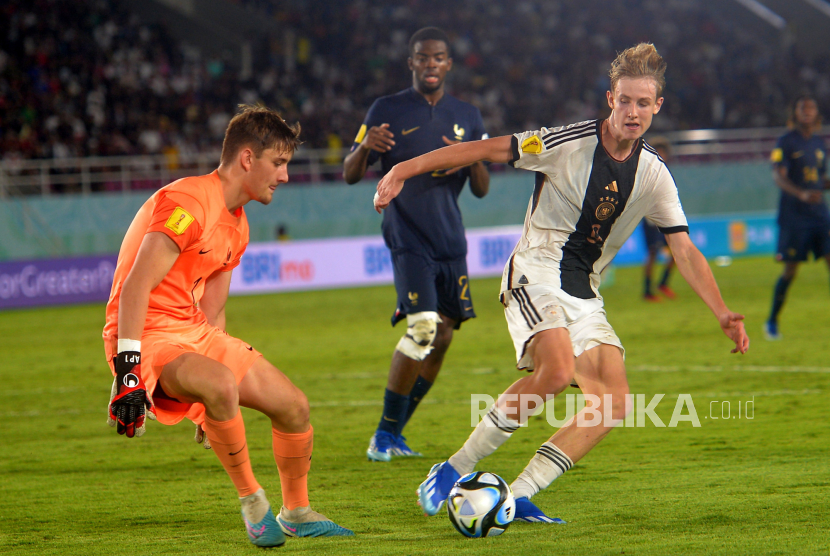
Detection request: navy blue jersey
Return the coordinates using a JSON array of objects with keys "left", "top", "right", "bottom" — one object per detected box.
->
[
  {"left": 770, "top": 130, "right": 830, "bottom": 224},
  {"left": 352, "top": 87, "right": 487, "bottom": 260}
]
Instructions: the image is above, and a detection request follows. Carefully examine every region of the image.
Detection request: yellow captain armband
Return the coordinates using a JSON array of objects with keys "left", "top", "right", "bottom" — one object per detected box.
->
[
  {"left": 770, "top": 148, "right": 783, "bottom": 164},
  {"left": 354, "top": 124, "right": 367, "bottom": 145},
  {"left": 521, "top": 135, "right": 543, "bottom": 154}
]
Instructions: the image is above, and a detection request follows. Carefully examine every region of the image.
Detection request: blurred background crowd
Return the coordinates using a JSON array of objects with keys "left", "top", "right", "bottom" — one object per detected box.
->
[{"left": 2, "top": 0, "right": 828, "bottom": 164}]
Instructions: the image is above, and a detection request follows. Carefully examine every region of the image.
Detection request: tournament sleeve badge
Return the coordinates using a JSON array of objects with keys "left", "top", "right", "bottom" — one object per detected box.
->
[
  {"left": 770, "top": 148, "right": 783, "bottom": 163},
  {"left": 521, "top": 135, "right": 543, "bottom": 154},
  {"left": 164, "top": 206, "right": 195, "bottom": 235}
]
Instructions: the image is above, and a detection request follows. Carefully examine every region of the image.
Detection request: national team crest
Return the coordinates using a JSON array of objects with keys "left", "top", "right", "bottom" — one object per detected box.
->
[{"left": 595, "top": 202, "right": 615, "bottom": 221}]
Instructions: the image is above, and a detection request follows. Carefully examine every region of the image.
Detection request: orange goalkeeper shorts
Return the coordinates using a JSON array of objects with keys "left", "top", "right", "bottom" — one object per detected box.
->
[{"left": 104, "top": 316, "right": 262, "bottom": 426}]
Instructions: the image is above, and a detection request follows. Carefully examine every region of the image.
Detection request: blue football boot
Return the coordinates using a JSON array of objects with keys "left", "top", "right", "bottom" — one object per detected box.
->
[
  {"left": 513, "top": 497, "right": 567, "bottom": 524},
  {"left": 277, "top": 506, "right": 354, "bottom": 537},
  {"left": 241, "top": 489, "right": 286, "bottom": 547},
  {"left": 417, "top": 461, "right": 460, "bottom": 516},
  {"left": 390, "top": 435, "right": 422, "bottom": 457},
  {"left": 367, "top": 430, "right": 395, "bottom": 462}
]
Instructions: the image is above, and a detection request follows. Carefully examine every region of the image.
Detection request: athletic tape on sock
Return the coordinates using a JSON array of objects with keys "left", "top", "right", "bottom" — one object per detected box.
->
[
  {"left": 449, "top": 406, "right": 519, "bottom": 475},
  {"left": 511, "top": 442, "right": 573, "bottom": 499}
]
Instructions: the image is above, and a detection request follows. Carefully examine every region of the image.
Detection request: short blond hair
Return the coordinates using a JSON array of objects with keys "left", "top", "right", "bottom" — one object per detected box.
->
[
  {"left": 220, "top": 104, "right": 302, "bottom": 165},
  {"left": 609, "top": 43, "right": 667, "bottom": 98}
]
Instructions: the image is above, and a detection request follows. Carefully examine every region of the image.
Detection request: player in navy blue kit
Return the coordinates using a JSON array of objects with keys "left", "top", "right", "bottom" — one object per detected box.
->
[
  {"left": 765, "top": 95, "right": 830, "bottom": 340},
  {"left": 641, "top": 137, "right": 676, "bottom": 301},
  {"left": 343, "top": 27, "right": 490, "bottom": 461}
]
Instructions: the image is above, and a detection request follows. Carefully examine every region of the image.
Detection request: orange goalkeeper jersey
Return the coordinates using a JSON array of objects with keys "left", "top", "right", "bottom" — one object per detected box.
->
[{"left": 103, "top": 170, "right": 249, "bottom": 340}]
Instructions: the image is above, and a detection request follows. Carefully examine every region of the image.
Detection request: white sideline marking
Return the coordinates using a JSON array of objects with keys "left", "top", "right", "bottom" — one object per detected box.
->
[
  {"left": 314, "top": 372, "right": 380, "bottom": 380},
  {"left": 309, "top": 390, "right": 828, "bottom": 408},
  {"left": 311, "top": 365, "right": 830, "bottom": 382},
  {"left": 2, "top": 365, "right": 828, "bottom": 417},
  {"left": 0, "top": 388, "right": 823, "bottom": 417},
  {"left": 3, "top": 408, "right": 90, "bottom": 417},
  {"left": 309, "top": 399, "right": 440, "bottom": 408},
  {"left": 696, "top": 388, "right": 821, "bottom": 398},
  {"left": 0, "top": 386, "right": 86, "bottom": 398},
  {"left": 630, "top": 365, "right": 830, "bottom": 374}
]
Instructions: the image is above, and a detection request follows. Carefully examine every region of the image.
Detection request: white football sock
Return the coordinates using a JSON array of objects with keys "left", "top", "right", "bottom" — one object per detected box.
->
[
  {"left": 448, "top": 405, "right": 519, "bottom": 475},
  {"left": 240, "top": 488, "right": 270, "bottom": 523},
  {"left": 510, "top": 442, "right": 573, "bottom": 500},
  {"left": 279, "top": 505, "right": 329, "bottom": 523}
]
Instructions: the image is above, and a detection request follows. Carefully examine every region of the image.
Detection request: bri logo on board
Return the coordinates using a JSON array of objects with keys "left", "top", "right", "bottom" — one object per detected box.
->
[
  {"left": 479, "top": 237, "right": 514, "bottom": 268},
  {"left": 363, "top": 245, "right": 392, "bottom": 276},
  {"left": 241, "top": 251, "right": 314, "bottom": 284}
]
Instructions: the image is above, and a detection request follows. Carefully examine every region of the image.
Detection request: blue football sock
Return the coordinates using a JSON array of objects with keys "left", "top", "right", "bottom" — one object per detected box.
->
[
  {"left": 644, "top": 275, "right": 652, "bottom": 296},
  {"left": 377, "top": 388, "right": 408, "bottom": 435},
  {"left": 769, "top": 275, "right": 792, "bottom": 323},
  {"left": 659, "top": 267, "right": 671, "bottom": 287},
  {"left": 399, "top": 376, "right": 433, "bottom": 435}
]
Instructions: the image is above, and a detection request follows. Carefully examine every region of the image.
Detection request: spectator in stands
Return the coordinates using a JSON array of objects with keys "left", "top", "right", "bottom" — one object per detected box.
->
[{"left": 2, "top": 0, "right": 829, "bottom": 174}]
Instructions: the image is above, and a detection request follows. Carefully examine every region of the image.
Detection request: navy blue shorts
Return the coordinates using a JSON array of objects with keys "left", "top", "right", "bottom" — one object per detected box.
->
[
  {"left": 643, "top": 221, "right": 667, "bottom": 250},
  {"left": 776, "top": 222, "right": 830, "bottom": 262},
  {"left": 390, "top": 251, "right": 475, "bottom": 329}
]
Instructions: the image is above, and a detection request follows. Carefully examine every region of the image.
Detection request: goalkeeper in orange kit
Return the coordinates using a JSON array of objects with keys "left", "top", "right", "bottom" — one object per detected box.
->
[{"left": 103, "top": 105, "right": 353, "bottom": 547}]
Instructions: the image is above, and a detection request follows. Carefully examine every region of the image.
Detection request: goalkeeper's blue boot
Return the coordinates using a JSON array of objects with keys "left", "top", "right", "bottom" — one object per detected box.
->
[
  {"left": 367, "top": 430, "right": 395, "bottom": 462},
  {"left": 417, "top": 461, "right": 460, "bottom": 516},
  {"left": 277, "top": 506, "right": 354, "bottom": 537},
  {"left": 241, "top": 489, "right": 286, "bottom": 547},
  {"left": 513, "top": 497, "right": 567, "bottom": 524},
  {"left": 390, "top": 435, "right": 422, "bottom": 457}
]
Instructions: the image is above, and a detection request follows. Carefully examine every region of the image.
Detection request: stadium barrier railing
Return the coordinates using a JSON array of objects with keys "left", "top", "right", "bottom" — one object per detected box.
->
[{"left": 2, "top": 126, "right": 826, "bottom": 197}]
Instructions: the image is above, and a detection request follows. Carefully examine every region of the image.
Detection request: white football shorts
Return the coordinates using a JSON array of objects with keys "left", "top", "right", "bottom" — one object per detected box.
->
[{"left": 502, "top": 284, "right": 624, "bottom": 370}]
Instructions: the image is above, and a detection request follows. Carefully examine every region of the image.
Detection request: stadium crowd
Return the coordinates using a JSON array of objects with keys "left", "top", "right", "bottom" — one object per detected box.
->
[{"left": 2, "top": 0, "right": 829, "bottom": 164}]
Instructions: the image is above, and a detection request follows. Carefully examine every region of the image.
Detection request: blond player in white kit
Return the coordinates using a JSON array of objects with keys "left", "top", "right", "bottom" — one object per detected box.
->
[{"left": 374, "top": 43, "right": 749, "bottom": 522}]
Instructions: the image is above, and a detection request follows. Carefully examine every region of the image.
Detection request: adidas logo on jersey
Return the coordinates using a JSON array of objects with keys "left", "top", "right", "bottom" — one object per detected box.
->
[{"left": 605, "top": 181, "right": 618, "bottom": 192}]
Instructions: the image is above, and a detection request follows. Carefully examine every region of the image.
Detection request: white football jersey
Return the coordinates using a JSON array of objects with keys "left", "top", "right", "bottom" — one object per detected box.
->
[{"left": 501, "top": 119, "right": 688, "bottom": 300}]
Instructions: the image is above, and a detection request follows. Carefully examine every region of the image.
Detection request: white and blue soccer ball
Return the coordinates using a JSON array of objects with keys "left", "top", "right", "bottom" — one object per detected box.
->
[{"left": 447, "top": 471, "right": 515, "bottom": 538}]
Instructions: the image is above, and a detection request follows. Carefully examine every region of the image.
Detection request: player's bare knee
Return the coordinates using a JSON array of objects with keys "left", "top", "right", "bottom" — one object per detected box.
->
[
  {"left": 395, "top": 311, "right": 441, "bottom": 361},
  {"left": 201, "top": 368, "right": 239, "bottom": 411},
  {"left": 276, "top": 388, "right": 309, "bottom": 432},
  {"left": 293, "top": 389, "right": 310, "bottom": 428},
  {"left": 607, "top": 389, "right": 632, "bottom": 421},
  {"left": 530, "top": 363, "right": 573, "bottom": 396}
]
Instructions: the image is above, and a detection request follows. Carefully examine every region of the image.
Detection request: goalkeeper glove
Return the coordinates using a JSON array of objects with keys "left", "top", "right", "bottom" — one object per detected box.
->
[
  {"left": 194, "top": 424, "right": 212, "bottom": 450},
  {"left": 107, "top": 343, "right": 156, "bottom": 438}
]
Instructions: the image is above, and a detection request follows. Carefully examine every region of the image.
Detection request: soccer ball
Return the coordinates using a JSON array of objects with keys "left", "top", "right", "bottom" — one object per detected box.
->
[{"left": 447, "top": 471, "right": 515, "bottom": 538}]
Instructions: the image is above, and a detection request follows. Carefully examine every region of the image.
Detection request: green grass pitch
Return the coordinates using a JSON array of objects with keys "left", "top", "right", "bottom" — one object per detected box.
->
[{"left": 1, "top": 256, "right": 828, "bottom": 555}]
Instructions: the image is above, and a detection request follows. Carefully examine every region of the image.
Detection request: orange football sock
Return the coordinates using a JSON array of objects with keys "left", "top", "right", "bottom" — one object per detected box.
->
[
  {"left": 204, "top": 411, "right": 261, "bottom": 497},
  {"left": 272, "top": 425, "right": 313, "bottom": 510}
]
